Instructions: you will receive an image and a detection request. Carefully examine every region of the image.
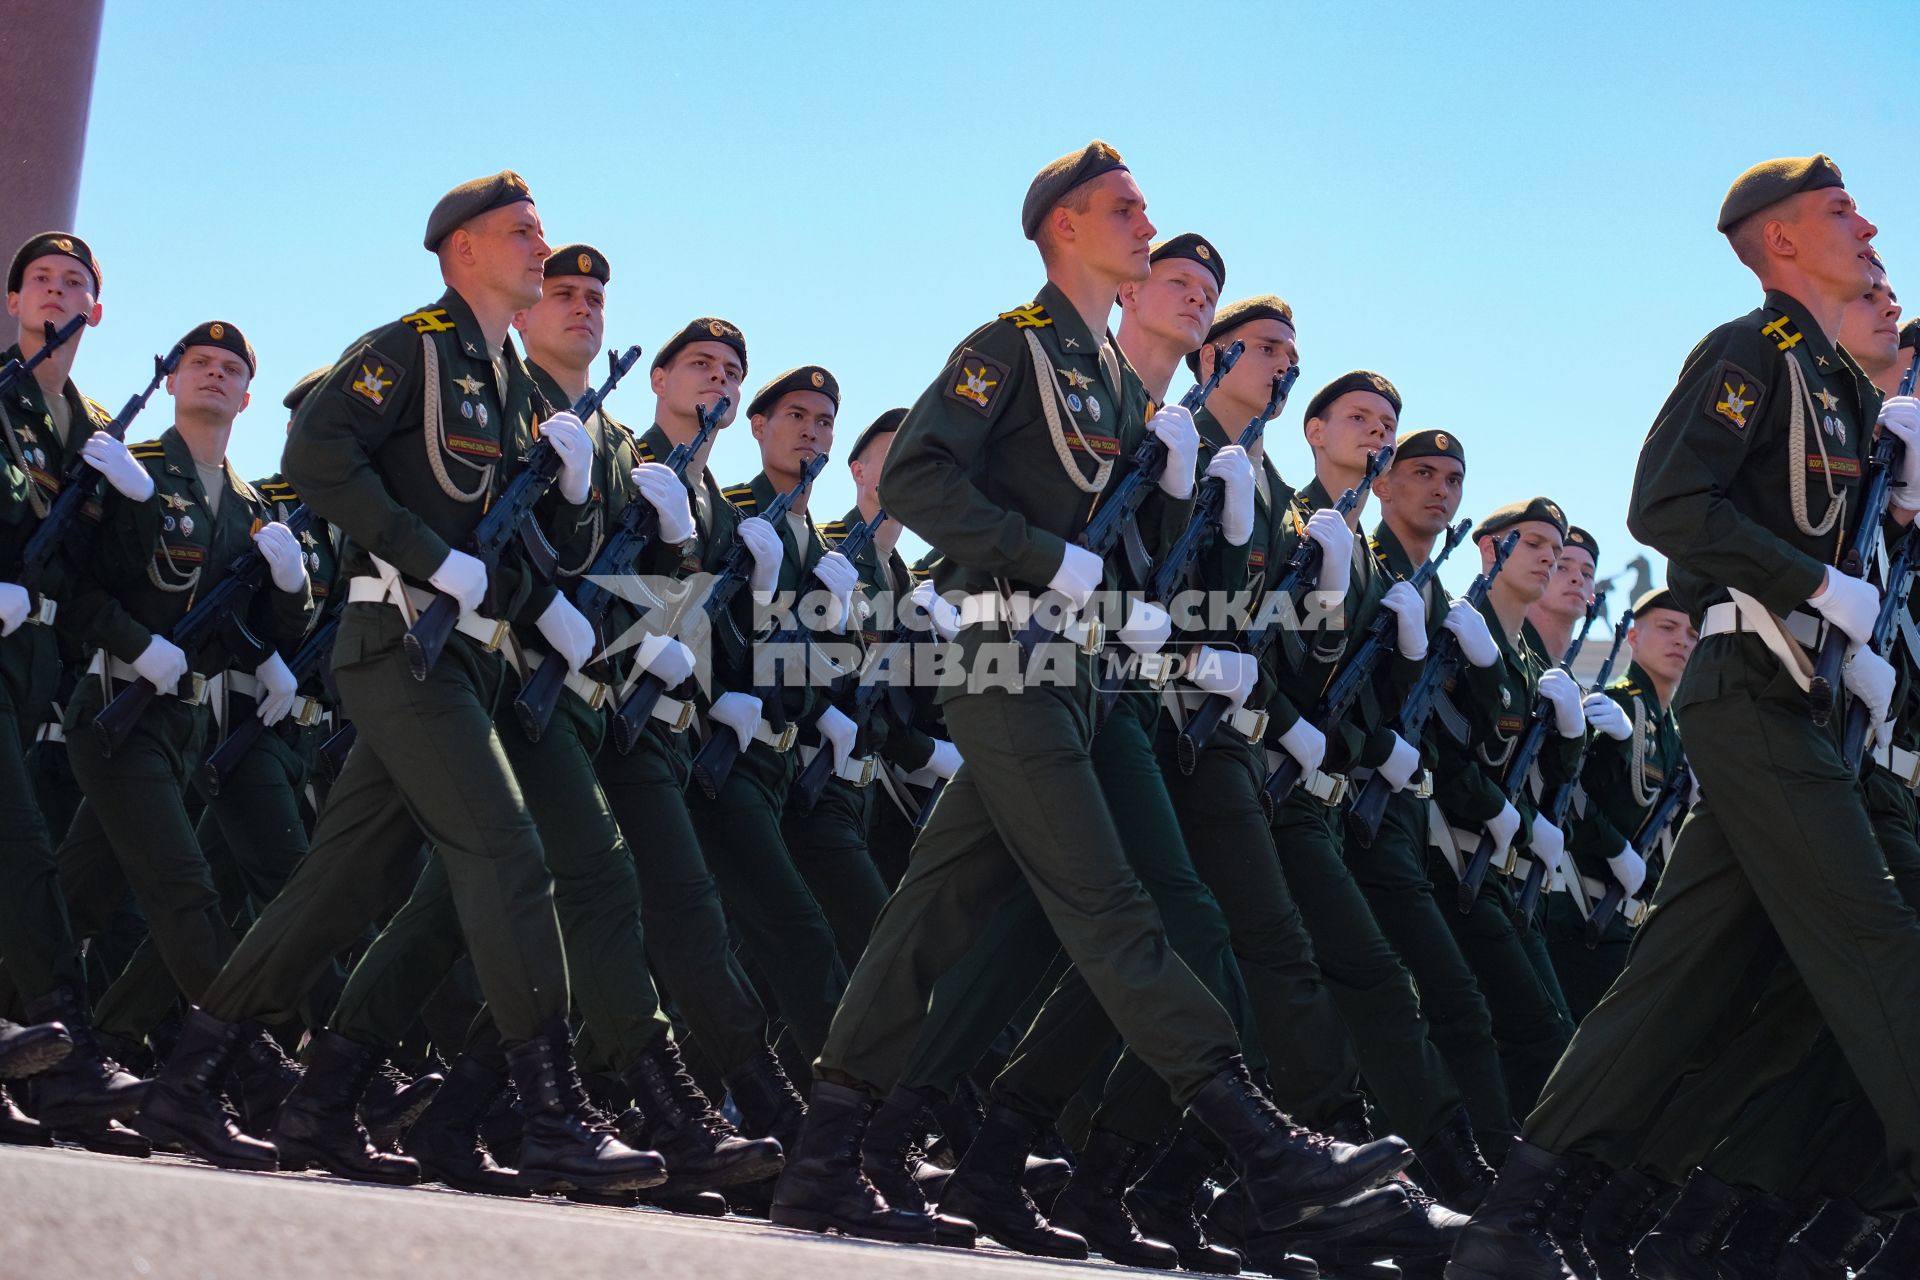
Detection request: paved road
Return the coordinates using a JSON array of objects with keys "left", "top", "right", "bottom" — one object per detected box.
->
[{"left": 0, "top": 1145, "right": 1151, "bottom": 1280}]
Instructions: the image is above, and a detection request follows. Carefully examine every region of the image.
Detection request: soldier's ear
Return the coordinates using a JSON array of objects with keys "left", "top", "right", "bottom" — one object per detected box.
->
[
  {"left": 1197, "top": 342, "right": 1216, "bottom": 382},
  {"left": 239, "top": 390, "right": 252, "bottom": 414},
  {"left": 649, "top": 365, "right": 669, "bottom": 397},
  {"left": 88, "top": 301, "right": 103, "bottom": 327}
]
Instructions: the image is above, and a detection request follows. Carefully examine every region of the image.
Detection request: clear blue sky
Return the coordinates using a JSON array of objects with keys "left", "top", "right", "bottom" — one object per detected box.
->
[{"left": 68, "top": 0, "right": 1917, "bottom": 597}]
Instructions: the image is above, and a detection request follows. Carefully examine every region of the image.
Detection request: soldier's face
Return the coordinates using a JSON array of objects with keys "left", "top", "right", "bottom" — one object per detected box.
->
[
  {"left": 1489, "top": 521, "right": 1561, "bottom": 603},
  {"left": 1127, "top": 259, "right": 1218, "bottom": 352},
  {"left": 1629, "top": 608, "right": 1697, "bottom": 684},
  {"left": 6, "top": 255, "right": 101, "bottom": 334},
  {"left": 850, "top": 430, "right": 894, "bottom": 508},
  {"left": 655, "top": 342, "right": 745, "bottom": 428},
  {"left": 1070, "top": 171, "right": 1156, "bottom": 284},
  {"left": 752, "top": 390, "right": 835, "bottom": 476},
  {"left": 1376, "top": 455, "right": 1464, "bottom": 537},
  {"left": 461, "top": 201, "right": 549, "bottom": 309},
  {"left": 519, "top": 274, "right": 604, "bottom": 369},
  {"left": 1835, "top": 268, "right": 1900, "bottom": 377},
  {"left": 168, "top": 344, "right": 252, "bottom": 419},
  {"left": 1306, "top": 391, "right": 1395, "bottom": 473},
  {"left": 1214, "top": 319, "right": 1297, "bottom": 413},
  {"left": 1542, "top": 548, "right": 1595, "bottom": 618},
  {"left": 1784, "top": 189, "right": 1878, "bottom": 297}
]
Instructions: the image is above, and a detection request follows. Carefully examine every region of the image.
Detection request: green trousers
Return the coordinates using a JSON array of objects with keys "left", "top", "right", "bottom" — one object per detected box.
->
[
  {"left": 816, "top": 666, "right": 1240, "bottom": 1105},
  {"left": 1542, "top": 894, "right": 1632, "bottom": 1024},
  {"left": 201, "top": 609, "right": 565, "bottom": 1043},
  {"left": 1527, "top": 680, "right": 1920, "bottom": 1196},
  {"left": 781, "top": 772, "right": 890, "bottom": 969},
  {"left": 0, "top": 622, "right": 78, "bottom": 1004}
]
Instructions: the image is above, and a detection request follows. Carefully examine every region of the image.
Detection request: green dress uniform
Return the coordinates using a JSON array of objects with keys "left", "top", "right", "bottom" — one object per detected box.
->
[
  {"left": 195, "top": 289, "right": 572, "bottom": 1044},
  {"left": 815, "top": 282, "right": 1243, "bottom": 1106},
  {"left": 1524, "top": 288, "right": 1920, "bottom": 1198}
]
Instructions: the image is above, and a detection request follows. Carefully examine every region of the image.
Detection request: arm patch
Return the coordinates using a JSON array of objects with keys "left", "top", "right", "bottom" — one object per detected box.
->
[
  {"left": 1700, "top": 359, "right": 1765, "bottom": 435},
  {"left": 336, "top": 343, "right": 409, "bottom": 413},
  {"left": 945, "top": 347, "right": 1010, "bottom": 418}
]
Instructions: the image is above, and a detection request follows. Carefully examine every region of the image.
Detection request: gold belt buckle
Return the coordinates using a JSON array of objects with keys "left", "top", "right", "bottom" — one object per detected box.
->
[
  {"left": 1623, "top": 899, "right": 1650, "bottom": 928},
  {"left": 29, "top": 597, "right": 57, "bottom": 626},
  {"left": 662, "top": 698, "right": 694, "bottom": 733},
  {"left": 1079, "top": 616, "right": 1104, "bottom": 655},
  {"left": 853, "top": 755, "right": 877, "bottom": 787},
  {"left": 182, "top": 672, "right": 209, "bottom": 706},
  {"left": 1322, "top": 775, "right": 1349, "bottom": 807},
  {"left": 291, "top": 695, "right": 323, "bottom": 727},
  {"left": 1240, "top": 709, "right": 1270, "bottom": 744},
  {"left": 481, "top": 618, "right": 509, "bottom": 652},
  {"left": 1413, "top": 770, "right": 1434, "bottom": 800},
  {"left": 770, "top": 723, "right": 798, "bottom": 753},
  {"left": 584, "top": 680, "right": 609, "bottom": 711},
  {"left": 1496, "top": 845, "right": 1521, "bottom": 876}
]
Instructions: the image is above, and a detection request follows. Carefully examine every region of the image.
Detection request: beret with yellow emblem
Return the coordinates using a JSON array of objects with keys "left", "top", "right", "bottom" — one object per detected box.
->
[
  {"left": 1186, "top": 294, "right": 1296, "bottom": 375},
  {"left": 283, "top": 366, "right": 331, "bottom": 412},
  {"left": 1475, "top": 496, "right": 1568, "bottom": 543},
  {"left": 424, "top": 170, "right": 534, "bottom": 252},
  {"left": 748, "top": 366, "right": 839, "bottom": 419},
  {"left": 545, "top": 243, "right": 609, "bottom": 284},
  {"left": 1563, "top": 525, "right": 1600, "bottom": 565},
  {"left": 1631, "top": 584, "right": 1681, "bottom": 619},
  {"left": 9, "top": 231, "right": 101, "bottom": 296},
  {"left": 1022, "top": 140, "right": 1129, "bottom": 240},
  {"left": 1151, "top": 233, "right": 1225, "bottom": 291},
  {"left": 179, "top": 320, "right": 256, "bottom": 376},
  {"left": 653, "top": 317, "right": 748, "bottom": 376},
  {"left": 1305, "top": 370, "right": 1402, "bottom": 425},
  {"left": 1393, "top": 427, "right": 1464, "bottom": 470},
  {"left": 850, "top": 407, "right": 907, "bottom": 465},
  {"left": 1716, "top": 154, "right": 1845, "bottom": 234}
]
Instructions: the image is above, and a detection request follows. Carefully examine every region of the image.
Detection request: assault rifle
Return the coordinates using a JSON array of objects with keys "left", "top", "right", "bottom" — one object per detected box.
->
[
  {"left": 201, "top": 611, "right": 340, "bottom": 794},
  {"left": 1584, "top": 760, "right": 1690, "bottom": 947},
  {"left": 788, "top": 508, "right": 899, "bottom": 813},
  {"left": 0, "top": 315, "right": 86, "bottom": 401}
]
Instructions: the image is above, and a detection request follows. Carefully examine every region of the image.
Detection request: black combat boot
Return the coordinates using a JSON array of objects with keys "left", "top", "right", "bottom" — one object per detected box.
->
[
  {"left": 1777, "top": 1198, "right": 1881, "bottom": 1280},
  {"left": 1185, "top": 1058, "right": 1412, "bottom": 1232},
  {"left": 1441, "top": 1138, "right": 1577, "bottom": 1279},
  {"left": 930, "top": 1075, "right": 986, "bottom": 1165},
  {"left": 1857, "top": 1212, "right": 1920, "bottom": 1278},
  {"left": 857, "top": 1084, "right": 978, "bottom": 1248},
  {"left": 270, "top": 1030, "right": 421, "bottom": 1185},
  {"left": 361, "top": 1057, "right": 442, "bottom": 1149},
  {"left": 0, "top": 1017, "right": 71, "bottom": 1080},
  {"left": 21, "top": 986, "right": 146, "bottom": 1127},
  {"left": 403, "top": 1053, "right": 528, "bottom": 1197},
  {"left": 938, "top": 1103, "right": 1088, "bottom": 1258},
  {"left": 1629, "top": 1168, "right": 1749, "bottom": 1280},
  {"left": 621, "top": 1034, "right": 785, "bottom": 1193},
  {"left": 724, "top": 1044, "right": 807, "bottom": 1151},
  {"left": 1049, "top": 1127, "right": 1180, "bottom": 1268},
  {"left": 135, "top": 1007, "right": 278, "bottom": 1171},
  {"left": 1416, "top": 1107, "right": 1498, "bottom": 1212},
  {"left": 1714, "top": 1192, "right": 1805, "bottom": 1279},
  {"left": 1580, "top": 1167, "right": 1671, "bottom": 1280},
  {"left": 232, "top": 1028, "right": 303, "bottom": 1136},
  {"left": 1127, "top": 1120, "right": 1244, "bottom": 1274},
  {"left": 1305, "top": 1099, "right": 1468, "bottom": 1271},
  {"left": 768, "top": 1079, "right": 939, "bottom": 1243},
  {"left": 505, "top": 1018, "right": 666, "bottom": 1195},
  {"left": 51, "top": 1116, "right": 152, "bottom": 1157},
  {"left": 1543, "top": 1154, "right": 1609, "bottom": 1279},
  {"left": 0, "top": 1084, "right": 51, "bottom": 1146}
]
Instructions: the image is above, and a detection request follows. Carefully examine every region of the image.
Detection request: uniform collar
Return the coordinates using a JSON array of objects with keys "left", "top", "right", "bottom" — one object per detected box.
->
[
  {"left": 1035, "top": 280, "right": 1124, "bottom": 405},
  {"left": 435, "top": 287, "right": 501, "bottom": 366},
  {"left": 1371, "top": 521, "right": 1416, "bottom": 579},
  {"left": 1761, "top": 289, "right": 1845, "bottom": 375},
  {"left": 160, "top": 426, "right": 239, "bottom": 508}
]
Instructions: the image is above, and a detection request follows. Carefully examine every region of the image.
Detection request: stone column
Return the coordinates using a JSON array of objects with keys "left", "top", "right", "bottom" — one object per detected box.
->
[{"left": 0, "top": 1, "right": 105, "bottom": 314}]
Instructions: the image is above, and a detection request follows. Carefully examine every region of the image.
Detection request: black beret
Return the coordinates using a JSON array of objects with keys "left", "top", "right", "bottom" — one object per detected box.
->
[
  {"left": 748, "top": 366, "right": 839, "bottom": 419},
  {"left": 424, "top": 169, "right": 533, "bottom": 252},
  {"left": 1562, "top": 526, "right": 1600, "bottom": 565},
  {"left": 653, "top": 317, "right": 747, "bottom": 376},
  {"left": 1393, "top": 427, "right": 1464, "bottom": 469},
  {"left": 849, "top": 407, "right": 907, "bottom": 465},
  {"left": 1022, "top": 140, "right": 1129, "bottom": 240},
  {"left": 545, "top": 243, "right": 609, "bottom": 284},
  {"left": 1185, "top": 294, "right": 1296, "bottom": 375},
  {"left": 1151, "top": 233, "right": 1225, "bottom": 291},
  {"left": 9, "top": 231, "right": 100, "bottom": 296},
  {"left": 1305, "top": 371, "right": 1401, "bottom": 425},
  {"left": 1717, "top": 154, "right": 1844, "bottom": 233},
  {"left": 178, "top": 320, "right": 256, "bottom": 376},
  {"left": 1474, "top": 496, "right": 1568, "bottom": 543},
  {"left": 283, "top": 366, "right": 330, "bottom": 411},
  {"left": 1900, "top": 317, "right": 1920, "bottom": 352},
  {"left": 1631, "top": 585, "right": 1681, "bottom": 619}
]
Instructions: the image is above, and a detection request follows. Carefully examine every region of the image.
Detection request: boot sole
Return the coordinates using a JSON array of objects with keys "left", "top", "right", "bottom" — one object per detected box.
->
[
  {"left": 52, "top": 1126, "right": 152, "bottom": 1158},
  {"left": 0, "top": 1037, "right": 74, "bottom": 1081},
  {"left": 29, "top": 1085, "right": 150, "bottom": 1129},
  {"left": 417, "top": 1161, "right": 533, "bottom": 1199},
  {"left": 517, "top": 1164, "right": 669, "bottom": 1195},
  {"left": 275, "top": 1135, "right": 422, "bottom": 1186},
  {"left": 658, "top": 1150, "right": 787, "bottom": 1194},
  {"left": 769, "top": 1202, "right": 937, "bottom": 1244},
  {"left": 134, "top": 1111, "right": 277, "bottom": 1172}
]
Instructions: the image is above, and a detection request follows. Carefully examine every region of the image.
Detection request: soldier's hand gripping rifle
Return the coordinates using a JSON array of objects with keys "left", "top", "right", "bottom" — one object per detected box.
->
[
  {"left": 1348, "top": 530, "right": 1519, "bottom": 847},
  {"left": 1009, "top": 342, "right": 1243, "bottom": 662},
  {"left": 19, "top": 340, "right": 184, "bottom": 600},
  {"left": 513, "top": 395, "right": 727, "bottom": 742},
  {"left": 1174, "top": 442, "right": 1393, "bottom": 776},
  {"left": 402, "top": 344, "right": 642, "bottom": 681},
  {"left": 1844, "top": 542, "right": 1915, "bottom": 772},
  {"left": 94, "top": 506, "right": 317, "bottom": 756},
  {"left": 1582, "top": 758, "right": 1689, "bottom": 946},
  {"left": 201, "top": 611, "right": 340, "bottom": 794},
  {"left": 1253, "top": 517, "right": 1470, "bottom": 803},
  {"left": 1456, "top": 586, "right": 1605, "bottom": 914},
  {"left": 1511, "top": 602, "right": 1629, "bottom": 932}
]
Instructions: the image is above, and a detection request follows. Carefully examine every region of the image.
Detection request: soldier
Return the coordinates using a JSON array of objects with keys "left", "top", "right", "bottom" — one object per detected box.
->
[
  {"left": 1523, "top": 526, "right": 1600, "bottom": 663},
  {"left": 772, "top": 141, "right": 1410, "bottom": 1247},
  {"left": 136, "top": 173, "right": 663, "bottom": 1199},
  {"left": 1449, "top": 155, "right": 1920, "bottom": 1280}
]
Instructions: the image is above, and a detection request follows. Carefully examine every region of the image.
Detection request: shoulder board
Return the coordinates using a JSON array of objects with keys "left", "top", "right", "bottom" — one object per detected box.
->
[
  {"left": 1757, "top": 310, "right": 1804, "bottom": 354},
  {"left": 235, "top": 477, "right": 265, "bottom": 507},
  {"left": 82, "top": 396, "right": 112, "bottom": 426},
  {"left": 723, "top": 483, "right": 758, "bottom": 514},
  {"left": 633, "top": 438, "right": 657, "bottom": 465},
  {"left": 128, "top": 440, "right": 167, "bottom": 459},
  {"left": 257, "top": 479, "right": 300, "bottom": 501},
  {"left": 401, "top": 307, "right": 458, "bottom": 335},
  {"left": 998, "top": 303, "right": 1051, "bottom": 330},
  {"left": 1613, "top": 678, "right": 1643, "bottom": 696},
  {"left": 819, "top": 520, "right": 849, "bottom": 545}
]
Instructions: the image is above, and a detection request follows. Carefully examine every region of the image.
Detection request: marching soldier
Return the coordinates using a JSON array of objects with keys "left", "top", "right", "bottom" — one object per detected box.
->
[{"left": 1523, "top": 526, "right": 1600, "bottom": 663}]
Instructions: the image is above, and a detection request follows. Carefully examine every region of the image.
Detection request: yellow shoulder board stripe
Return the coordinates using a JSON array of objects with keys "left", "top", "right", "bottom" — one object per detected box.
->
[
  {"left": 402, "top": 307, "right": 457, "bottom": 334},
  {"left": 634, "top": 439, "right": 657, "bottom": 465},
  {"left": 128, "top": 441, "right": 166, "bottom": 457},
  {"left": 998, "top": 303, "right": 1051, "bottom": 329}
]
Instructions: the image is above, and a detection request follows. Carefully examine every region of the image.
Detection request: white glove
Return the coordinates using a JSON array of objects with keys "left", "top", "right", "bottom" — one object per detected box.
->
[
  {"left": 1537, "top": 668, "right": 1585, "bottom": 738},
  {"left": 1119, "top": 599, "right": 1172, "bottom": 655},
  {"left": 635, "top": 632, "right": 695, "bottom": 686},
  {"left": 1809, "top": 571, "right": 1881, "bottom": 647},
  {"left": 815, "top": 704, "right": 857, "bottom": 768},
  {"left": 631, "top": 463, "right": 695, "bottom": 543},
  {"left": 1484, "top": 800, "right": 1522, "bottom": 857},
  {"left": 910, "top": 580, "right": 961, "bottom": 641},
  {"left": 1190, "top": 646, "right": 1258, "bottom": 711},
  {"left": 1583, "top": 691, "right": 1632, "bottom": 741},
  {"left": 1878, "top": 395, "right": 1920, "bottom": 511},
  {"left": 1444, "top": 598, "right": 1499, "bottom": 668},
  {"left": 926, "top": 738, "right": 963, "bottom": 780},
  {"left": 81, "top": 431, "right": 154, "bottom": 502},
  {"left": 535, "top": 592, "right": 594, "bottom": 672},
  {"left": 1276, "top": 716, "right": 1326, "bottom": 773},
  {"left": 0, "top": 583, "right": 29, "bottom": 636},
  {"left": 1205, "top": 445, "right": 1255, "bottom": 547},
  {"left": 429, "top": 548, "right": 488, "bottom": 615},
  {"left": 1147, "top": 404, "right": 1199, "bottom": 499},
  {"left": 1380, "top": 581, "right": 1428, "bottom": 660},
  {"left": 810, "top": 550, "right": 859, "bottom": 633},
  {"left": 132, "top": 634, "right": 189, "bottom": 692},
  {"left": 1048, "top": 543, "right": 1104, "bottom": 611},
  {"left": 736, "top": 517, "right": 783, "bottom": 599},
  {"left": 541, "top": 411, "right": 592, "bottom": 505},
  {"left": 1528, "top": 813, "right": 1568, "bottom": 876},
  {"left": 1843, "top": 646, "right": 1896, "bottom": 741},
  {"left": 1305, "top": 508, "right": 1353, "bottom": 595},
  {"left": 252, "top": 652, "right": 298, "bottom": 726},
  {"left": 253, "top": 521, "right": 308, "bottom": 594},
  {"left": 708, "top": 690, "right": 763, "bottom": 752},
  {"left": 1378, "top": 732, "right": 1422, "bottom": 793},
  {"left": 1606, "top": 844, "right": 1648, "bottom": 898}
]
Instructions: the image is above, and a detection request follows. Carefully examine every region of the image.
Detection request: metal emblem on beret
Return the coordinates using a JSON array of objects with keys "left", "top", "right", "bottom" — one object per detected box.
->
[
  {"left": 1435, "top": 432, "right": 1450, "bottom": 449},
  {"left": 708, "top": 321, "right": 727, "bottom": 337},
  {"left": 1368, "top": 374, "right": 1389, "bottom": 393},
  {"left": 1196, "top": 244, "right": 1212, "bottom": 260},
  {"left": 810, "top": 371, "right": 824, "bottom": 388},
  {"left": 577, "top": 252, "right": 592, "bottom": 273},
  {"left": 1546, "top": 502, "right": 1562, "bottom": 521},
  {"left": 209, "top": 323, "right": 225, "bottom": 340},
  {"left": 53, "top": 237, "right": 72, "bottom": 252}
]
